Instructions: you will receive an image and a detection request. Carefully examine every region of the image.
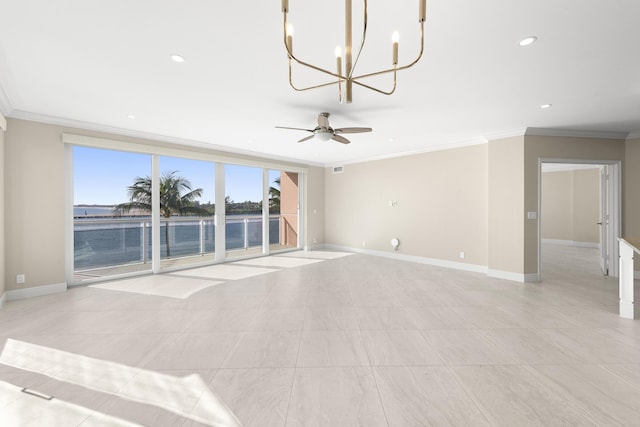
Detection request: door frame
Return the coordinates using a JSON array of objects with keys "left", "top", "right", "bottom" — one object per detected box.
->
[{"left": 537, "top": 158, "right": 621, "bottom": 279}]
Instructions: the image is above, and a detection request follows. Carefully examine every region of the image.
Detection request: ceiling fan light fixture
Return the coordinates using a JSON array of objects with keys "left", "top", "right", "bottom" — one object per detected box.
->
[
  {"left": 315, "top": 131, "right": 333, "bottom": 142},
  {"left": 517, "top": 36, "right": 538, "bottom": 47},
  {"left": 170, "top": 54, "right": 185, "bottom": 63}
]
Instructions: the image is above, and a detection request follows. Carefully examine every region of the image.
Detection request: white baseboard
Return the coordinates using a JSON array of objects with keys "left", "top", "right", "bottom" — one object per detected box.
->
[
  {"left": 487, "top": 269, "right": 540, "bottom": 283},
  {"left": 0, "top": 292, "right": 6, "bottom": 309},
  {"left": 5, "top": 283, "right": 67, "bottom": 302},
  {"left": 324, "top": 244, "right": 489, "bottom": 274},
  {"left": 573, "top": 241, "right": 600, "bottom": 249},
  {"left": 542, "top": 239, "right": 599, "bottom": 249}
]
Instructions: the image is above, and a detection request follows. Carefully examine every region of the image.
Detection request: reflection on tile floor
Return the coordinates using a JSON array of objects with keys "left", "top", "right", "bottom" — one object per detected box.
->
[{"left": 0, "top": 246, "right": 639, "bottom": 426}]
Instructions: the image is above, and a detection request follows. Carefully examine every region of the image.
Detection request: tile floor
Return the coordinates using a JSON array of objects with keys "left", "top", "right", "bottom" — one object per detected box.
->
[{"left": 0, "top": 245, "right": 639, "bottom": 426}]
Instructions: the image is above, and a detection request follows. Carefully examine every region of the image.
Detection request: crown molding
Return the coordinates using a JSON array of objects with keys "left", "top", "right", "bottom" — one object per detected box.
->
[
  {"left": 482, "top": 128, "right": 527, "bottom": 141},
  {"left": 0, "top": 80, "right": 12, "bottom": 116},
  {"left": 525, "top": 127, "right": 629, "bottom": 140},
  {"left": 626, "top": 132, "right": 640, "bottom": 141},
  {"left": 332, "top": 136, "right": 488, "bottom": 167},
  {"left": 8, "top": 110, "right": 325, "bottom": 168}
]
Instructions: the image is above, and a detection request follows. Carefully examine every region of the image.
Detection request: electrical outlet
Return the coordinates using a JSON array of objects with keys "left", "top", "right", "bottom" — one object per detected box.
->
[
  {"left": 459, "top": 251, "right": 465, "bottom": 259},
  {"left": 16, "top": 274, "right": 25, "bottom": 284},
  {"left": 362, "top": 241, "right": 366, "bottom": 247}
]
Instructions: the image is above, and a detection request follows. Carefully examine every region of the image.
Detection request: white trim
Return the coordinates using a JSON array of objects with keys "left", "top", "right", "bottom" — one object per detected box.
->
[
  {"left": 619, "top": 301, "right": 635, "bottom": 320},
  {"left": 5, "top": 283, "right": 67, "bottom": 302},
  {"left": 0, "top": 112, "right": 7, "bottom": 132},
  {"left": 526, "top": 127, "right": 629, "bottom": 140},
  {"left": 542, "top": 239, "right": 599, "bottom": 249},
  {"left": 62, "top": 133, "right": 309, "bottom": 174},
  {"left": 0, "top": 293, "right": 6, "bottom": 309},
  {"left": 324, "top": 244, "right": 489, "bottom": 274},
  {"left": 483, "top": 128, "right": 527, "bottom": 141},
  {"left": 627, "top": 133, "right": 640, "bottom": 141},
  {"left": 541, "top": 163, "right": 601, "bottom": 172},
  {"left": 573, "top": 241, "right": 600, "bottom": 249},
  {"left": 542, "top": 239, "right": 574, "bottom": 246},
  {"left": 333, "top": 136, "right": 488, "bottom": 167},
  {"left": 0, "top": 81, "right": 11, "bottom": 116},
  {"left": 304, "top": 244, "right": 327, "bottom": 252},
  {"left": 10, "top": 110, "right": 322, "bottom": 168},
  {"left": 487, "top": 269, "right": 526, "bottom": 282}
]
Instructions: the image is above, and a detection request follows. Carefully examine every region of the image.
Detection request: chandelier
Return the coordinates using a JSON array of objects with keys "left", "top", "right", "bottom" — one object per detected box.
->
[{"left": 281, "top": 0, "right": 426, "bottom": 104}]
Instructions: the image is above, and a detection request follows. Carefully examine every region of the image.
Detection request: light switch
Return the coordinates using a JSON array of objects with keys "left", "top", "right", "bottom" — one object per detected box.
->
[{"left": 527, "top": 212, "right": 537, "bottom": 220}]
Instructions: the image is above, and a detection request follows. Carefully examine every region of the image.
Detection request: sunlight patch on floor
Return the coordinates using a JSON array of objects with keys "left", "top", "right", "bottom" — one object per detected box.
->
[
  {"left": 174, "top": 264, "right": 280, "bottom": 281},
  {"left": 233, "top": 256, "right": 324, "bottom": 268},
  {"left": 0, "top": 339, "right": 241, "bottom": 427},
  {"left": 280, "top": 251, "right": 354, "bottom": 260},
  {"left": 90, "top": 275, "right": 224, "bottom": 299}
]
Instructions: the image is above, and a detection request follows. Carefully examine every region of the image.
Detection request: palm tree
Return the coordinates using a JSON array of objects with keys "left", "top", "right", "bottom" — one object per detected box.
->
[
  {"left": 269, "top": 177, "right": 281, "bottom": 213},
  {"left": 114, "top": 171, "right": 209, "bottom": 257}
]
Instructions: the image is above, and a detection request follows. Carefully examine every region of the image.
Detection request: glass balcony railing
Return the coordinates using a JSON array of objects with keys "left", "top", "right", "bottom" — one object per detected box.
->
[{"left": 74, "top": 215, "right": 282, "bottom": 272}]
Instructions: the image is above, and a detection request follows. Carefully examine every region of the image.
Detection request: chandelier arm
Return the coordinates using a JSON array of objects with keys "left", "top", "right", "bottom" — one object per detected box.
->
[
  {"left": 352, "top": 22, "right": 425, "bottom": 81},
  {"left": 284, "top": 13, "right": 344, "bottom": 82},
  {"left": 351, "top": 70, "right": 397, "bottom": 96},
  {"left": 348, "top": 0, "right": 368, "bottom": 80},
  {"left": 289, "top": 64, "right": 343, "bottom": 92}
]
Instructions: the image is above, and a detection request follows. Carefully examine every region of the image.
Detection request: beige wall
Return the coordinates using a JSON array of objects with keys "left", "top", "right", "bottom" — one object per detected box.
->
[
  {"left": 0, "top": 113, "right": 5, "bottom": 298},
  {"left": 488, "top": 136, "right": 525, "bottom": 275},
  {"left": 4, "top": 118, "right": 321, "bottom": 292},
  {"left": 572, "top": 168, "right": 600, "bottom": 244},
  {"left": 5, "top": 119, "right": 66, "bottom": 291},
  {"left": 325, "top": 144, "right": 488, "bottom": 267},
  {"left": 524, "top": 136, "right": 626, "bottom": 275},
  {"left": 541, "top": 171, "right": 574, "bottom": 241},
  {"left": 305, "top": 166, "right": 325, "bottom": 247},
  {"left": 541, "top": 168, "right": 600, "bottom": 244},
  {"left": 625, "top": 138, "right": 640, "bottom": 239}
]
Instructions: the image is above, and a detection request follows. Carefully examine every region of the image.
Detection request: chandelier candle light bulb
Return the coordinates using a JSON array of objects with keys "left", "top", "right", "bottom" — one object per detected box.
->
[
  {"left": 286, "top": 24, "right": 294, "bottom": 55},
  {"left": 392, "top": 31, "right": 399, "bottom": 65}
]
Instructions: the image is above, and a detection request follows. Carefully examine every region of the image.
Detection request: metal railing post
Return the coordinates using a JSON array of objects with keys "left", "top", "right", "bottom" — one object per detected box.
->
[
  {"left": 244, "top": 217, "right": 249, "bottom": 249},
  {"left": 141, "top": 221, "right": 147, "bottom": 263},
  {"left": 200, "top": 219, "right": 205, "bottom": 255}
]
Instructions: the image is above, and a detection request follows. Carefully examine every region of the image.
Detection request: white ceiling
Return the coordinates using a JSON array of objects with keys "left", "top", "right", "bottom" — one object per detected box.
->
[{"left": 0, "top": 0, "right": 639, "bottom": 166}]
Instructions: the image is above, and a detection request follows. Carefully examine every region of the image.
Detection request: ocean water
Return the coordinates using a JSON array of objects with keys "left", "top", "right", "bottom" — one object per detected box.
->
[{"left": 74, "top": 216, "right": 281, "bottom": 270}]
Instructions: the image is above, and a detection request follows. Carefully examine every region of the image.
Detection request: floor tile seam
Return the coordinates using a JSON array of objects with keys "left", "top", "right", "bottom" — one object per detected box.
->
[
  {"left": 367, "top": 365, "right": 392, "bottom": 427},
  {"left": 518, "top": 364, "right": 613, "bottom": 426},
  {"left": 600, "top": 363, "right": 640, "bottom": 393},
  {"left": 441, "top": 364, "right": 498, "bottom": 426},
  {"left": 418, "top": 330, "right": 450, "bottom": 366}
]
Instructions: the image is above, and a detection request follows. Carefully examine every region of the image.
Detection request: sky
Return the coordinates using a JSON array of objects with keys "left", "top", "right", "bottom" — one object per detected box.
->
[{"left": 73, "top": 146, "right": 282, "bottom": 205}]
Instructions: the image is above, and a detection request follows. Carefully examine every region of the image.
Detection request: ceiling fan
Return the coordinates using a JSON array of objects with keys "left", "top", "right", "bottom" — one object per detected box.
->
[{"left": 276, "top": 112, "right": 372, "bottom": 144}]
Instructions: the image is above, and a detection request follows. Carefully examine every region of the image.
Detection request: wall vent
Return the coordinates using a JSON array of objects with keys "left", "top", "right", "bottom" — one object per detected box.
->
[{"left": 333, "top": 166, "right": 344, "bottom": 174}]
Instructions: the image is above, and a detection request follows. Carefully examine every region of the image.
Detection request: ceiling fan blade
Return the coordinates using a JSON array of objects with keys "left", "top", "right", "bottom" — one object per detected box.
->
[
  {"left": 331, "top": 134, "right": 351, "bottom": 144},
  {"left": 318, "top": 112, "right": 330, "bottom": 129},
  {"left": 334, "top": 127, "right": 373, "bottom": 134},
  {"left": 275, "top": 126, "right": 314, "bottom": 133},
  {"left": 297, "top": 135, "right": 316, "bottom": 143}
]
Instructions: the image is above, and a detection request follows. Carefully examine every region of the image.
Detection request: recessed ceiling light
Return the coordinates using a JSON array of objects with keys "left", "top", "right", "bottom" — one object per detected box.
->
[
  {"left": 170, "top": 54, "right": 185, "bottom": 63},
  {"left": 517, "top": 36, "right": 538, "bottom": 47},
  {"left": 127, "top": 114, "right": 136, "bottom": 119},
  {"left": 540, "top": 103, "right": 552, "bottom": 109}
]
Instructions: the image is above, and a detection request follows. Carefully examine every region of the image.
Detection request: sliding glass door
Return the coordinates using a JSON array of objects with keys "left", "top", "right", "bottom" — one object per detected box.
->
[
  {"left": 71, "top": 145, "right": 304, "bottom": 283},
  {"left": 73, "top": 146, "right": 152, "bottom": 282}
]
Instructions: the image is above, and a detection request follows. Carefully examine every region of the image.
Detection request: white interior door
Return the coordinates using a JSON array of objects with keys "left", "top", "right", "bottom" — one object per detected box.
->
[{"left": 599, "top": 166, "right": 609, "bottom": 276}]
